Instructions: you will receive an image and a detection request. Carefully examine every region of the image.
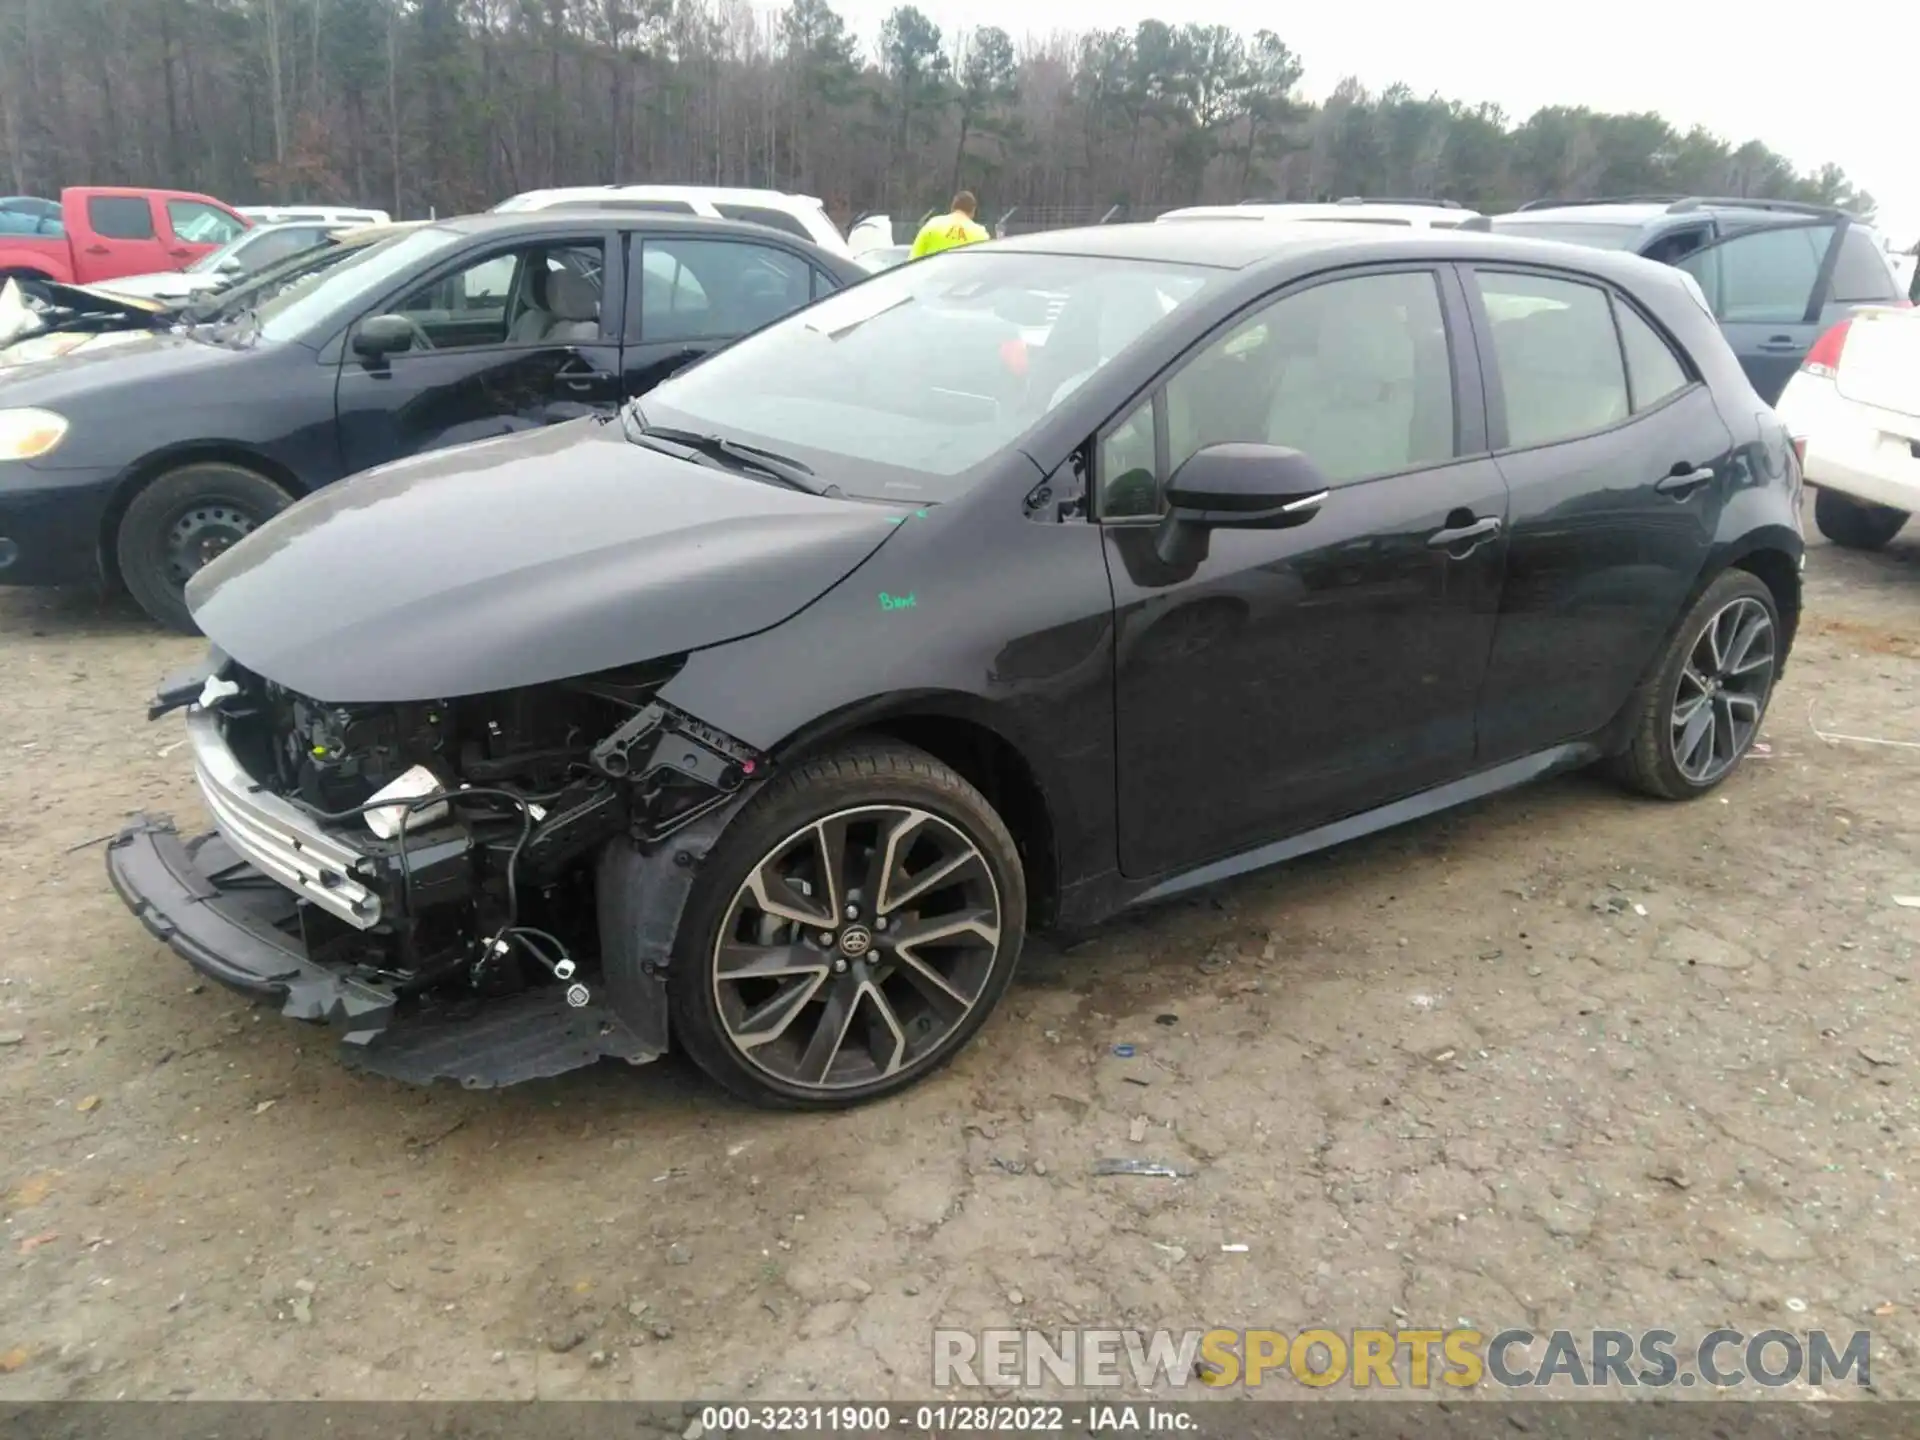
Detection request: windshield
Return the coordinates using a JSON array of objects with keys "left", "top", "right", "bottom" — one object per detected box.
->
[
  {"left": 254, "top": 226, "right": 464, "bottom": 342},
  {"left": 187, "top": 232, "right": 253, "bottom": 274},
  {"left": 1489, "top": 219, "right": 1642, "bottom": 250},
  {"left": 637, "top": 249, "right": 1218, "bottom": 500}
]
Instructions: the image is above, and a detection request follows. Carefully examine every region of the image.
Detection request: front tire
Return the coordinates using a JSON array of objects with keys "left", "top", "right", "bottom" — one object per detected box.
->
[
  {"left": 115, "top": 462, "right": 294, "bottom": 632},
  {"left": 1814, "top": 488, "right": 1908, "bottom": 551},
  {"left": 1613, "top": 569, "right": 1780, "bottom": 800},
  {"left": 668, "top": 740, "right": 1027, "bottom": 1109}
]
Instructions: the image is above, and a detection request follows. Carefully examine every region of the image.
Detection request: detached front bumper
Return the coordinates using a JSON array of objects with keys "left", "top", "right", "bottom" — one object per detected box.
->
[{"left": 106, "top": 814, "right": 661, "bottom": 1088}]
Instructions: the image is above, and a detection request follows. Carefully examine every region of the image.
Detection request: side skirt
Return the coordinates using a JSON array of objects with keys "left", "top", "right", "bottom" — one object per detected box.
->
[{"left": 1129, "top": 741, "right": 1602, "bottom": 908}]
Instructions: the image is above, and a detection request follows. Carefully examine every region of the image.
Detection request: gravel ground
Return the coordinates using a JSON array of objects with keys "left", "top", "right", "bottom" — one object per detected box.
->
[{"left": 0, "top": 510, "right": 1914, "bottom": 1404}]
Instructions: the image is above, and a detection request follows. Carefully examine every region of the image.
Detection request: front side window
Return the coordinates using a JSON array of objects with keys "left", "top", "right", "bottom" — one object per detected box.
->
[
  {"left": 634, "top": 238, "right": 813, "bottom": 343},
  {"left": 87, "top": 195, "right": 155, "bottom": 240},
  {"left": 375, "top": 241, "right": 605, "bottom": 350},
  {"left": 167, "top": 199, "right": 247, "bottom": 245},
  {"left": 1100, "top": 270, "right": 1456, "bottom": 519},
  {"left": 1678, "top": 223, "right": 1834, "bottom": 323},
  {"left": 636, "top": 250, "right": 1217, "bottom": 499},
  {"left": 1475, "top": 271, "right": 1629, "bottom": 448}
]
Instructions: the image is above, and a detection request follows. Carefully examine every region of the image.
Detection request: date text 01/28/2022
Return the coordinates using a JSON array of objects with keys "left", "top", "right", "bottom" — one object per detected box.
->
[{"left": 697, "top": 1405, "right": 1192, "bottom": 1432}]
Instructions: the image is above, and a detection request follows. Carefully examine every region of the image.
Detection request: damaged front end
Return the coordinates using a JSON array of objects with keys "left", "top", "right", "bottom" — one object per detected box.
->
[
  {"left": 107, "top": 652, "right": 767, "bottom": 1088},
  {"left": 0, "top": 276, "right": 176, "bottom": 365}
]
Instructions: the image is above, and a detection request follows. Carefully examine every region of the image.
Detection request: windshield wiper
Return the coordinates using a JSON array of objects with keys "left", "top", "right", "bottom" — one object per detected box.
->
[{"left": 627, "top": 419, "right": 820, "bottom": 493}]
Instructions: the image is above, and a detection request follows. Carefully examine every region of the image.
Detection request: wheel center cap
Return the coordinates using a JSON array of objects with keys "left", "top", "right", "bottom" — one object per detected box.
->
[{"left": 838, "top": 925, "right": 874, "bottom": 959}]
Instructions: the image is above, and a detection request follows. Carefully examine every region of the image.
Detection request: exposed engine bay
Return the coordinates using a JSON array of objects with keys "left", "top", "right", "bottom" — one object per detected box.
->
[{"left": 125, "top": 653, "right": 768, "bottom": 1085}]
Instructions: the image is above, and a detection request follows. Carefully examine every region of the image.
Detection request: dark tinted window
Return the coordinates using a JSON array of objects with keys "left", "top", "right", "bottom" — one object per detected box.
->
[
  {"left": 1829, "top": 229, "right": 1901, "bottom": 303},
  {"left": 1475, "top": 271, "right": 1628, "bottom": 447},
  {"left": 1612, "top": 300, "right": 1691, "bottom": 411},
  {"left": 714, "top": 203, "right": 814, "bottom": 241},
  {"left": 633, "top": 238, "right": 812, "bottom": 342},
  {"left": 87, "top": 195, "right": 155, "bottom": 240}
]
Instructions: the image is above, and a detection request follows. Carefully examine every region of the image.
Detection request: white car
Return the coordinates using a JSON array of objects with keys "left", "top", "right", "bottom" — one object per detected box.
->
[
  {"left": 488, "top": 185, "right": 888, "bottom": 262},
  {"left": 237, "top": 204, "right": 391, "bottom": 226},
  {"left": 1775, "top": 304, "right": 1920, "bottom": 550},
  {"left": 93, "top": 220, "right": 348, "bottom": 302},
  {"left": 1157, "top": 198, "right": 1482, "bottom": 230}
]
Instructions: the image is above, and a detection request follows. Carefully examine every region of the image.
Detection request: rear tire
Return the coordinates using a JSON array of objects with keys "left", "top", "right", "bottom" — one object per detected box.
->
[
  {"left": 666, "top": 739, "right": 1026, "bottom": 1110},
  {"left": 1814, "top": 487, "right": 1908, "bottom": 551},
  {"left": 115, "top": 462, "right": 294, "bottom": 633},
  {"left": 1612, "top": 569, "right": 1780, "bottom": 801}
]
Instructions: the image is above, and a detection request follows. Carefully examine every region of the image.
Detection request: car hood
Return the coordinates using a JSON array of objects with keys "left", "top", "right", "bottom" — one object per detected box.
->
[
  {"left": 0, "top": 325, "right": 251, "bottom": 388},
  {"left": 186, "top": 417, "right": 907, "bottom": 703}
]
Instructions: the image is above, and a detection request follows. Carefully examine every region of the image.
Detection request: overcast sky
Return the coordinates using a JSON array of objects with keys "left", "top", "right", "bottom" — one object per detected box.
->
[{"left": 838, "top": 0, "right": 1916, "bottom": 248}]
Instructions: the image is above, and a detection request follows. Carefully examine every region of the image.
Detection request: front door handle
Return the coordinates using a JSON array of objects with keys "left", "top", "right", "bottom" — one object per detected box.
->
[
  {"left": 1656, "top": 464, "right": 1716, "bottom": 498},
  {"left": 1427, "top": 516, "right": 1501, "bottom": 551}
]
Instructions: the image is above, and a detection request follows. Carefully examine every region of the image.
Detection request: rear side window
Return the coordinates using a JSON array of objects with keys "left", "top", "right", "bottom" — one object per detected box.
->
[
  {"left": 1678, "top": 223, "right": 1834, "bottom": 323},
  {"left": 87, "top": 195, "right": 156, "bottom": 240},
  {"left": 1828, "top": 229, "right": 1902, "bottom": 303},
  {"left": 1474, "top": 271, "right": 1628, "bottom": 448},
  {"left": 1612, "top": 301, "right": 1691, "bottom": 410},
  {"left": 714, "top": 203, "right": 814, "bottom": 241},
  {"left": 634, "top": 238, "right": 813, "bottom": 342}
]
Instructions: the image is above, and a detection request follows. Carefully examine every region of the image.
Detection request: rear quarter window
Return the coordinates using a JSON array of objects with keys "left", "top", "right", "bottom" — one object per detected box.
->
[
  {"left": 713, "top": 203, "right": 815, "bottom": 241},
  {"left": 1829, "top": 229, "right": 1902, "bottom": 303},
  {"left": 87, "top": 195, "right": 156, "bottom": 240}
]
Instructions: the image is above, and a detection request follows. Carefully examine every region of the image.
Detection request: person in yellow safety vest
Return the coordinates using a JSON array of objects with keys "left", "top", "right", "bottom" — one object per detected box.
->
[{"left": 909, "top": 191, "right": 990, "bottom": 260}]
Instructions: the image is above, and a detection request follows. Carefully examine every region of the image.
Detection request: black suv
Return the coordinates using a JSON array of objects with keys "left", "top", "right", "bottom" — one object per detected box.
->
[{"left": 1482, "top": 197, "right": 1908, "bottom": 403}]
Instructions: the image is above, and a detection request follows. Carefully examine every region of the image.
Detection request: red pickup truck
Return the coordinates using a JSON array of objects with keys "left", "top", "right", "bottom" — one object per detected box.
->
[{"left": 0, "top": 186, "right": 250, "bottom": 286}]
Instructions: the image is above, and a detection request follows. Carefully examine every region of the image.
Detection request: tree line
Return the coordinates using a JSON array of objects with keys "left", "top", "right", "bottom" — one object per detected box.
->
[{"left": 0, "top": 0, "right": 1876, "bottom": 231}]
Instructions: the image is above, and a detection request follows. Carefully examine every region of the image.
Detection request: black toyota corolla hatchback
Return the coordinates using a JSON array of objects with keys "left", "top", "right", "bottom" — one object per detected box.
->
[{"left": 108, "top": 221, "right": 1804, "bottom": 1108}]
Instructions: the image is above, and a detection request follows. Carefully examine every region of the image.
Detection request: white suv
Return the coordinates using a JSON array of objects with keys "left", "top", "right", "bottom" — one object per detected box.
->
[
  {"left": 488, "top": 185, "right": 878, "bottom": 260},
  {"left": 1157, "top": 198, "right": 1481, "bottom": 230}
]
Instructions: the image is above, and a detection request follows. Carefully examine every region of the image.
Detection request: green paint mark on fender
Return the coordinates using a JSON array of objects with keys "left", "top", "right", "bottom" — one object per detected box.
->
[{"left": 879, "top": 592, "right": 917, "bottom": 612}]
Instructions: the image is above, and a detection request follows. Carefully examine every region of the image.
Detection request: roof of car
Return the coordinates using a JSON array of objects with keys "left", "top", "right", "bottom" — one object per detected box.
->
[
  {"left": 1493, "top": 196, "right": 1858, "bottom": 230},
  {"left": 429, "top": 209, "right": 834, "bottom": 244},
  {"left": 492, "top": 185, "right": 827, "bottom": 212},
  {"left": 994, "top": 218, "right": 1686, "bottom": 280}
]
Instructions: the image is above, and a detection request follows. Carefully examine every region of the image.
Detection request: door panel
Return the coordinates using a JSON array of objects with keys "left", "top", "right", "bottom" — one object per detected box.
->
[
  {"left": 621, "top": 235, "right": 821, "bottom": 401},
  {"left": 78, "top": 195, "right": 171, "bottom": 281},
  {"left": 1104, "top": 266, "right": 1509, "bottom": 879},
  {"left": 334, "top": 236, "right": 621, "bottom": 474},
  {"left": 1468, "top": 270, "right": 1733, "bottom": 763},
  {"left": 1676, "top": 221, "right": 1840, "bottom": 403}
]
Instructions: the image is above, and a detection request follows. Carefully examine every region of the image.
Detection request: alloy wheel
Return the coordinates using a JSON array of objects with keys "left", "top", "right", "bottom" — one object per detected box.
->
[
  {"left": 710, "top": 805, "right": 1004, "bottom": 1093},
  {"left": 1669, "top": 595, "right": 1775, "bottom": 786}
]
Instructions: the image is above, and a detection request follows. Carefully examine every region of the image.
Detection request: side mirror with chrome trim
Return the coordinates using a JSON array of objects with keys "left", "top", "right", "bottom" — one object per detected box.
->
[{"left": 1155, "top": 442, "right": 1330, "bottom": 566}]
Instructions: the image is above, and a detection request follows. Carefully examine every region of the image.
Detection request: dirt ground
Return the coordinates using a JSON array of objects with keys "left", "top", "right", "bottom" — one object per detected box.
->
[{"left": 0, "top": 510, "right": 1915, "bottom": 1405}]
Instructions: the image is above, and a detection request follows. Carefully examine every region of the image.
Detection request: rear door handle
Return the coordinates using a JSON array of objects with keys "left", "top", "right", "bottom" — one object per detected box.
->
[
  {"left": 85, "top": 243, "right": 110, "bottom": 255},
  {"left": 1757, "top": 335, "right": 1802, "bottom": 353},
  {"left": 1656, "top": 465, "right": 1716, "bottom": 497},
  {"left": 1427, "top": 516, "right": 1501, "bottom": 551}
]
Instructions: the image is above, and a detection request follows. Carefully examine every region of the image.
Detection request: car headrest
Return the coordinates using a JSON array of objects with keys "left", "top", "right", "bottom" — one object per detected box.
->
[{"left": 547, "top": 269, "right": 599, "bottom": 323}]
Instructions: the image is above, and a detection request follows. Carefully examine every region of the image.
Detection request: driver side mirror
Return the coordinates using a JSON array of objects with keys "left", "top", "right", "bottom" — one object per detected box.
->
[
  {"left": 352, "top": 313, "right": 416, "bottom": 364},
  {"left": 1155, "top": 443, "right": 1330, "bottom": 567},
  {"left": 216, "top": 256, "right": 245, "bottom": 274}
]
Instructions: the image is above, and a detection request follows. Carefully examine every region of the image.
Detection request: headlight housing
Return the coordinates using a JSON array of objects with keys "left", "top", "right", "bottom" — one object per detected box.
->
[{"left": 0, "top": 407, "right": 69, "bottom": 461}]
